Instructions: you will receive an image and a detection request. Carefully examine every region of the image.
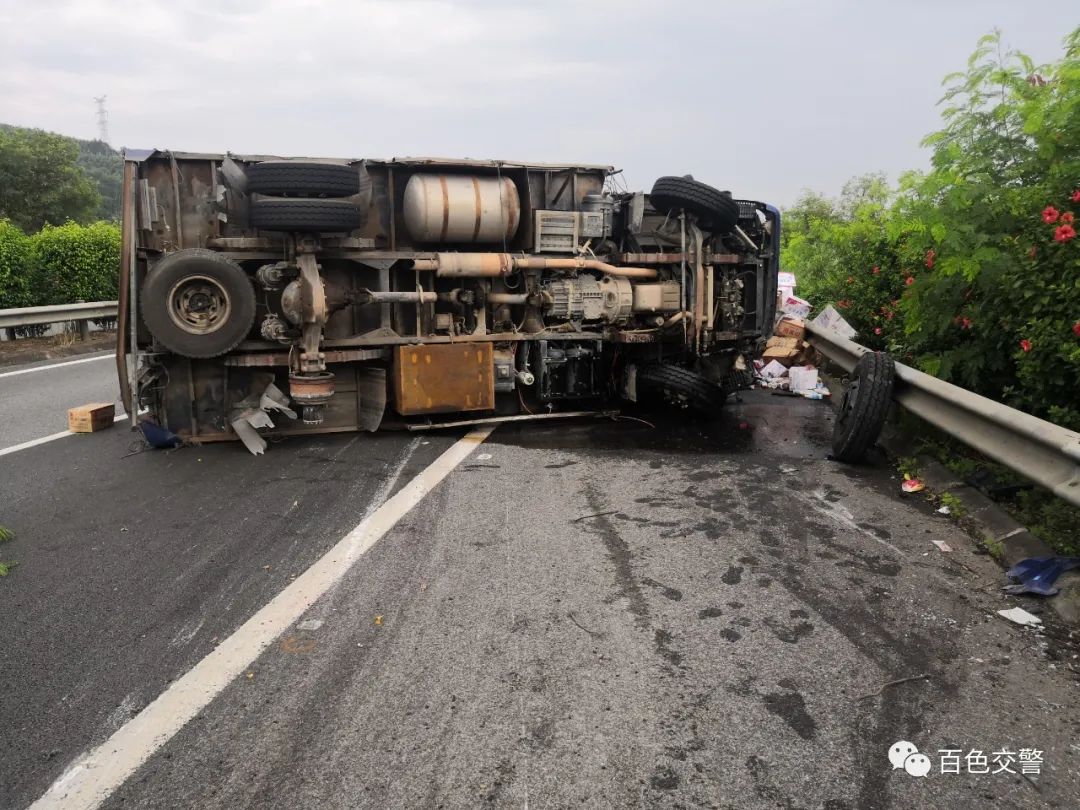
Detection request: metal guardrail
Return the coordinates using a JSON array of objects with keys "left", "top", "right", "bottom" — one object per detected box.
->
[
  {"left": 806, "top": 322, "right": 1080, "bottom": 508},
  {"left": 0, "top": 301, "right": 119, "bottom": 337}
]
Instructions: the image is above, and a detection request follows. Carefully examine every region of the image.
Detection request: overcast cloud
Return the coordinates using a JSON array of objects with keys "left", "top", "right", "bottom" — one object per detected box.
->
[{"left": 0, "top": 1, "right": 1074, "bottom": 205}]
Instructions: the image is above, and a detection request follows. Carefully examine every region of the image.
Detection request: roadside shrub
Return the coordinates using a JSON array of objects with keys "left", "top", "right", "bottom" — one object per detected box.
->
[
  {"left": 783, "top": 27, "right": 1080, "bottom": 430},
  {"left": 29, "top": 220, "right": 121, "bottom": 306},
  {"left": 0, "top": 219, "right": 31, "bottom": 309}
]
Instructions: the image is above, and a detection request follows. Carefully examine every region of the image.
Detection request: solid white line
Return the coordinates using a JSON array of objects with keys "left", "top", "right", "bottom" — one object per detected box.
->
[
  {"left": 0, "top": 414, "right": 127, "bottom": 458},
  {"left": 0, "top": 353, "right": 111, "bottom": 379},
  {"left": 30, "top": 426, "right": 494, "bottom": 810}
]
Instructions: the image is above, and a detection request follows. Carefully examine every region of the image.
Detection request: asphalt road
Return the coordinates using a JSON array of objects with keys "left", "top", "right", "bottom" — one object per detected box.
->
[
  {"left": 1, "top": 355, "right": 1078, "bottom": 810},
  {"left": 0, "top": 352, "right": 123, "bottom": 450}
]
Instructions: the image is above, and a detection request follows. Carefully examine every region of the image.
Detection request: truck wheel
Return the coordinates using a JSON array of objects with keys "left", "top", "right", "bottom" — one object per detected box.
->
[
  {"left": 141, "top": 249, "right": 256, "bottom": 358},
  {"left": 246, "top": 161, "right": 361, "bottom": 197},
  {"left": 250, "top": 198, "right": 360, "bottom": 232},
  {"left": 831, "top": 352, "right": 895, "bottom": 462},
  {"left": 649, "top": 176, "right": 740, "bottom": 234},
  {"left": 637, "top": 365, "right": 726, "bottom": 417}
]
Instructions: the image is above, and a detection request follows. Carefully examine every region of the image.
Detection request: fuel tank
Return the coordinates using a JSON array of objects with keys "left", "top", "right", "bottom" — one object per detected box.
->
[{"left": 402, "top": 173, "right": 520, "bottom": 243}]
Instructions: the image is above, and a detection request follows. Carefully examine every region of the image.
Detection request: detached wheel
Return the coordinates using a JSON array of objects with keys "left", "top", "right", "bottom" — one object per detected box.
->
[
  {"left": 247, "top": 161, "right": 361, "bottom": 197},
  {"left": 250, "top": 198, "right": 360, "bottom": 232},
  {"left": 637, "top": 365, "right": 726, "bottom": 417},
  {"left": 141, "top": 249, "right": 256, "bottom": 358},
  {"left": 831, "top": 352, "right": 895, "bottom": 462},
  {"left": 649, "top": 176, "right": 740, "bottom": 234}
]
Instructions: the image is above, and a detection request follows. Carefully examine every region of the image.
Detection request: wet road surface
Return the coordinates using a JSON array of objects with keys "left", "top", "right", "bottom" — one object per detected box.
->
[{"left": 1, "top": 381, "right": 1078, "bottom": 809}]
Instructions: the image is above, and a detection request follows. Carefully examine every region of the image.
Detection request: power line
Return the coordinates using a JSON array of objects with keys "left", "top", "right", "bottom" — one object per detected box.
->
[{"left": 93, "top": 95, "right": 109, "bottom": 144}]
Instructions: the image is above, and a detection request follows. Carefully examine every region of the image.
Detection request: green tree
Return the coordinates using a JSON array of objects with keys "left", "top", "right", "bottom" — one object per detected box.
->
[
  {"left": 0, "top": 220, "right": 32, "bottom": 309},
  {"left": 77, "top": 139, "right": 123, "bottom": 221},
  {"left": 0, "top": 127, "right": 101, "bottom": 232}
]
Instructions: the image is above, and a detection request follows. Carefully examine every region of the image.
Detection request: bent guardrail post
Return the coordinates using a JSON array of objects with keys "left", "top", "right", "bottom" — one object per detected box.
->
[
  {"left": 806, "top": 322, "right": 1080, "bottom": 509},
  {"left": 0, "top": 301, "right": 119, "bottom": 338}
]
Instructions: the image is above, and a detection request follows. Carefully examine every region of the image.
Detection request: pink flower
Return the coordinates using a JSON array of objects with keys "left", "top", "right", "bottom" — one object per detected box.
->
[
  {"left": 925, "top": 249, "right": 936, "bottom": 269},
  {"left": 961, "top": 317, "right": 971, "bottom": 330},
  {"left": 1043, "top": 206, "right": 1060, "bottom": 224},
  {"left": 1072, "top": 190, "right": 1080, "bottom": 203},
  {"left": 874, "top": 327, "right": 882, "bottom": 335},
  {"left": 1062, "top": 212, "right": 1075, "bottom": 224},
  {"left": 1072, "top": 322, "right": 1080, "bottom": 337},
  {"left": 1020, "top": 339, "right": 1032, "bottom": 353},
  {"left": 872, "top": 266, "right": 880, "bottom": 275},
  {"left": 905, "top": 276, "right": 915, "bottom": 286},
  {"left": 1054, "top": 224, "right": 1076, "bottom": 243}
]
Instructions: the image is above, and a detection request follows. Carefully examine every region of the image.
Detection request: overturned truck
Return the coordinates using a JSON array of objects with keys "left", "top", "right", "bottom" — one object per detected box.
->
[{"left": 115, "top": 153, "right": 779, "bottom": 446}]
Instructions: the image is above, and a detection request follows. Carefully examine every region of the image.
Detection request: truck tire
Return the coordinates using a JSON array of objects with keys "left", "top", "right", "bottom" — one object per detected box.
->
[
  {"left": 637, "top": 365, "right": 727, "bottom": 417},
  {"left": 250, "top": 198, "right": 360, "bottom": 232},
  {"left": 246, "top": 161, "right": 361, "bottom": 197},
  {"left": 831, "top": 352, "right": 895, "bottom": 462},
  {"left": 141, "top": 249, "right": 256, "bottom": 358},
  {"left": 649, "top": 176, "right": 740, "bottom": 234}
]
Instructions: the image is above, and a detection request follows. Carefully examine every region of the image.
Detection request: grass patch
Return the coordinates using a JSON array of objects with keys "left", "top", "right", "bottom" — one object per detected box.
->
[
  {"left": 894, "top": 414, "right": 1079, "bottom": 556},
  {"left": 0, "top": 526, "right": 16, "bottom": 577},
  {"left": 938, "top": 492, "right": 967, "bottom": 519}
]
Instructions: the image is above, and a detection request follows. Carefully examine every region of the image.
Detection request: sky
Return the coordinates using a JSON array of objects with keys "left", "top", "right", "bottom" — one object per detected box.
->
[{"left": 0, "top": 1, "right": 1075, "bottom": 207}]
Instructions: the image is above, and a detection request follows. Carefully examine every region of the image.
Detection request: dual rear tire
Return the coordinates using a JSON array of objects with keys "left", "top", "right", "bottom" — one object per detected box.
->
[{"left": 247, "top": 160, "right": 362, "bottom": 232}]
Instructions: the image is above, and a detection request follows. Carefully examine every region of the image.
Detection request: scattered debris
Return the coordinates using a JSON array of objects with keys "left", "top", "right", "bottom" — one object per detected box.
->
[
  {"left": 780, "top": 293, "right": 812, "bottom": 319},
  {"left": 936, "top": 505, "right": 951, "bottom": 515},
  {"left": 1003, "top": 556, "right": 1080, "bottom": 596},
  {"left": 68, "top": 402, "right": 115, "bottom": 433},
  {"left": 901, "top": 476, "right": 926, "bottom": 493},
  {"left": 857, "top": 673, "right": 930, "bottom": 700},
  {"left": 568, "top": 611, "right": 604, "bottom": 639},
  {"left": 374, "top": 615, "right": 383, "bottom": 626},
  {"left": 789, "top": 366, "right": 819, "bottom": 394},
  {"left": 140, "top": 421, "right": 181, "bottom": 449},
  {"left": 997, "top": 607, "right": 1043, "bottom": 627},
  {"left": 759, "top": 359, "right": 788, "bottom": 379},
  {"left": 931, "top": 540, "right": 953, "bottom": 552},
  {"left": 229, "top": 379, "right": 299, "bottom": 455},
  {"left": 297, "top": 619, "right": 324, "bottom": 631},
  {"left": 811, "top": 305, "right": 858, "bottom": 340},
  {"left": 774, "top": 316, "right": 806, "bottom": 340}
]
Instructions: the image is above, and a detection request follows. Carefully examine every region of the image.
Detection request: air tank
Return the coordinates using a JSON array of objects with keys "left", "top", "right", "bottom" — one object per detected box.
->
[{"left": 403, "top": 174, "right": 520, "bottom": 243}]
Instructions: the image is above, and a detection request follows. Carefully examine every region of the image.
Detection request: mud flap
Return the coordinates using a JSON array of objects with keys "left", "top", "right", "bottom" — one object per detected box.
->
[{"left": 358, "top": 367, "right": 387, "bottom": 432}]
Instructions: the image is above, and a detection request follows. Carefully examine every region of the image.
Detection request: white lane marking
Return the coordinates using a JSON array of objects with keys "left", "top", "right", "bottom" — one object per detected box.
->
[
  {"left": 31, "top": 426, "right": 494, "bottom": 810},
  {"left": 0, "top": 353, "right": 111, "bottom": 379},
  {"left": 0, "top": 414, "right": 127, "bottom": 458}
]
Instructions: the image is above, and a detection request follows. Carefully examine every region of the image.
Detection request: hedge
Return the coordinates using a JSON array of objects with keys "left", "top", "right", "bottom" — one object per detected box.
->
[{"left": 0, "top": 218, "right": 120, "bottom": 319}]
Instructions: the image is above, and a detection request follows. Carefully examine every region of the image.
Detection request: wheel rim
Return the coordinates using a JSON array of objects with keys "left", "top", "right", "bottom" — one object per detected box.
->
[
  {"left": 838, "top": 376, "right": 861, "bottom": 426},
  {"left": 167, "top": 275, "right": 232, "bottom": 335}
]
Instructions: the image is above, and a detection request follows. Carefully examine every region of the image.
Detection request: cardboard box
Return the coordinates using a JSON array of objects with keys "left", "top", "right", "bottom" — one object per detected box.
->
[
  {"left": 811, "top": 305, "right": 857, "bottom": 339},
  {"left": 780, "top": 294, "right": 812, "bottom": 319},
  {"left": 789, "top": 366, "right": 819, "bottom": 393},
  {"left": 68, "top": 402, "right": 116, "bottom": 433},
  {"left": 774, "top": 316, "right": 806, "bottom": 341},
  {"left": 761, "top": 346, "right": 799, "bottom": 366},
  {"left": 765, "top": 336, "right": 799, "bottom": 351}
]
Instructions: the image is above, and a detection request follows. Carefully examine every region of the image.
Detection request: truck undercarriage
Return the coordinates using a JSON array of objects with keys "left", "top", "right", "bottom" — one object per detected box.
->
[{"left": 116, "top": 153, "right": 779, "bottom": 448}]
